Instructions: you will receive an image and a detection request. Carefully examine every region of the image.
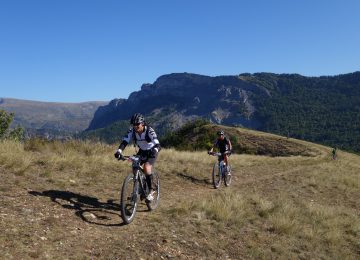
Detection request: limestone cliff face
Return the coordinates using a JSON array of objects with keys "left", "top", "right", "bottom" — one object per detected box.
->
[
  {"left": 85, "top": 71, "right": 360, "bottom": 153},
  {"left": 87, "top": 99, "right": 126, "bottom": 129},
  {"left": 87, "top": 73, "right": 267, "bottom": 131}
]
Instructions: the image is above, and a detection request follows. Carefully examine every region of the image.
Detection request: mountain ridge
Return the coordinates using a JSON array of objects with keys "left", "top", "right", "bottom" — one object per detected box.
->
[
  {"left": 0, "top": 98, "right": 108, "bottom": 137},
  {"left": 86, "top": 71, "right": 360, "bottom": 152}
]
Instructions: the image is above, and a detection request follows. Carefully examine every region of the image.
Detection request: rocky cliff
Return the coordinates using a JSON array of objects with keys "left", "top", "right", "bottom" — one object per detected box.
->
[
  {"left": 85, "top": 71, "right": 360, "bottom": 152},
  {"left": 87, "top": 73, "right": 268, "bottom": 131}
]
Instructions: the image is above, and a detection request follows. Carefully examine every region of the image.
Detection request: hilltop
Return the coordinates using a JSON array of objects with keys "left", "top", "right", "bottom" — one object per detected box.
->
[
  {"left": 1, "top": 128, "right": 359, "bottom": 259},
  {"left": 160, "top": 120, "right": 316, "bottom": 157}
]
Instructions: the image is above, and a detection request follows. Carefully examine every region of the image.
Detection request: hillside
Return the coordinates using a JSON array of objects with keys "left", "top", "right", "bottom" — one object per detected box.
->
[
  {"left": 160, "top": 120, "right": 317, "bottom": 157},
  {"left": 0, "top": 98, "right": 107, "bottom": 137},
  {"left": 1, "top": 130, "right": 359, "bottom": 259},
  {"left": 85, "top": 72, "right": 360, "bottom": 153}
]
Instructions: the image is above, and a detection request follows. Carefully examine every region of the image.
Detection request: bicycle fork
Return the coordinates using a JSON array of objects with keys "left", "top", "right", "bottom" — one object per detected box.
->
[{"left": 131, "top": 170, "right": 140, "bottom": 202}]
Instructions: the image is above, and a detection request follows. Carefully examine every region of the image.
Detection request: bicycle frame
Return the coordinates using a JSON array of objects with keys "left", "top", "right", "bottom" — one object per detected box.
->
[
  {"left": 218, "top": 160, "right": 226, "bottom": 176},
  {"left": 209, "top": 151, "right": 232, "bottom": 188},
  {"left": 211, "top": 153, "right": 226, "bottom": 176},
  {"left": 123, "top": 155, "right": 148, "bottom": 198},
  {"left": 119, "top": 154, "right": 160, "bottom": 224}
]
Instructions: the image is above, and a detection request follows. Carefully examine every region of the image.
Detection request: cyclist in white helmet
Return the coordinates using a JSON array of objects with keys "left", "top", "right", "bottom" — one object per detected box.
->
[{"left": 114, "top": 113, "right": 161, "bottom": 201}]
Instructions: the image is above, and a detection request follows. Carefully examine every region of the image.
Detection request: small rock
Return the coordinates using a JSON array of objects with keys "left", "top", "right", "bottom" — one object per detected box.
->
[
  {"left": 22, "top": 208, "right": 33, "bottom": 214},
  {"left": 84, "top": 212, "right": 97, "bottom": 219},
  {"left": 40, "top": 236, "right": 47, "bottom": 241}
]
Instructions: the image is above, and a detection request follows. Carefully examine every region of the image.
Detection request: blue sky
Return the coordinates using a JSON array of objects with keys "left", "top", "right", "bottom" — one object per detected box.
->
[{"left": 0, "top": 0, "right": 359, "bottom": 102}]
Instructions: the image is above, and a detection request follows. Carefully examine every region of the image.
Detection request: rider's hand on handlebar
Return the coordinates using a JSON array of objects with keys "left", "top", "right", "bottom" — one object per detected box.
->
[
  {"left": 114, "top": 149, "right": 123, "bottom": 159},
  {"left": 150, "top": 147, "right": 159, "bottom": 158}
]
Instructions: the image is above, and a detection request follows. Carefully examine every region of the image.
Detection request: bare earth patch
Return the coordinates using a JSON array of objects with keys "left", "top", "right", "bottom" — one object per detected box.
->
[{"left": 0, "top": 137, "right": 359, "bottom": 259}]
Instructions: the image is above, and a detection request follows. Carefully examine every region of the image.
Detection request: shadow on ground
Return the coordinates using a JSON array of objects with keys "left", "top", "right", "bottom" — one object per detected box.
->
[
  {"left": 176, "top": 172, "right": 212, "bottom": 186},
  {"left": 29, "top": 190, "right": 127, "bottom": 226}
]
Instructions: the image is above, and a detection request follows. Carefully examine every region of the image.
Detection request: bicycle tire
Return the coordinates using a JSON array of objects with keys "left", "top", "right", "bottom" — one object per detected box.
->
[
  {"left": 120, "top": 173, "right": 138, "bottom": 224},
  {"left": 212, "top": 162, "right": 221, "bottom": 189},
  {"left": 146, "top": 172, "right": 160, "bottom": 211},
  {"left": 224, "top": 164, "right": 232, "bottom": 187}
]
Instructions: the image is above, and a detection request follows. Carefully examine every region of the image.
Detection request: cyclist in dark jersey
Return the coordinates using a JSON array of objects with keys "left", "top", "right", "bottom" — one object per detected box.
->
[{"left": 208, "top": 130, "right": 232, "bottom": 172}]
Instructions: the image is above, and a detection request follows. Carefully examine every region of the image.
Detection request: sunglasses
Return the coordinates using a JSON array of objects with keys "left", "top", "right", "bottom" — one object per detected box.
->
[{"left": 133, "top": 123, "right": 141, "bottom": 127}]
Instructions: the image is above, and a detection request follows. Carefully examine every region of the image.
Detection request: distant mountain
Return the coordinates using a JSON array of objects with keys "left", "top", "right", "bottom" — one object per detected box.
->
[
  {"left": 0, "top": 98, "right": 107, "bottom": 138},
  {"left": 87, "top": 73, "right": 269, "bottom": 131},
  {"left": 85, "top": 72, "right": 360, "bottom": 152}
]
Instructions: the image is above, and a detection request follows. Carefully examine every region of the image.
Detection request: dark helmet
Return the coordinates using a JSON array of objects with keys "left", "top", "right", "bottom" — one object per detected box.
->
[
  {"left": 130, "top": 113, "right": 145, "bottom": 125},
  {"left": 217, "top": 130, "right": 225, "bottom": 136}
]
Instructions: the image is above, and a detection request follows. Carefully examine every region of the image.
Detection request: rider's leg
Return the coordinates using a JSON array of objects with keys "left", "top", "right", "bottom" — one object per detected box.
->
[
  {"left": 224, "top": 154, "right": 229, "bottom": 167},
  {"left": 144, "top": 153, "right": 158, "bottom": 194},
  {"left": 144, "top": 163, "right": 153, "bottom": 191}
]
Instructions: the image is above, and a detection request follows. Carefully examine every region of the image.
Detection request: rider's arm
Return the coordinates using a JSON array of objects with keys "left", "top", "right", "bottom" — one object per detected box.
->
[
  {"left": 209, "top": 140, "right": 217, "bottom": 152},
  {"left": 148, "top": 127, "right": 161, "bottom": 152},
  {"left": 118, "top": 128, "right": 134, "bottom": 151},
  {"left": 228, "top": 139, "right": 232, "bottom": 151}
]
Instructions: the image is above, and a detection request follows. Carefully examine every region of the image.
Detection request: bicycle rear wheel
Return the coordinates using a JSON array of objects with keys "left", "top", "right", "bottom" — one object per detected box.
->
[
  {"left": 224, "top": 165, "right": 232, "bottom": 187},
  {"left": 146, "top": 172, "right": 160, "bottom": 211},
  {"left": 212, "top": 163, "right": 221, "bottom": 189},
  {"left": 120, "top": 173, "right": 138, "bottom": 224}
]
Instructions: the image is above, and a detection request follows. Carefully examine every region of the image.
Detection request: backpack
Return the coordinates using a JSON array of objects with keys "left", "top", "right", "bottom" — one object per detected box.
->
[{"left": 132, "top": 125, "right": 152, "bottom": 146}]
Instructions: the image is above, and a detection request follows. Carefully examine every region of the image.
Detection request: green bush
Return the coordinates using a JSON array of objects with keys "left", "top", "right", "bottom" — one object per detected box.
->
[{"left": 0, "top": 110, "right": 24, "bottom": 141}]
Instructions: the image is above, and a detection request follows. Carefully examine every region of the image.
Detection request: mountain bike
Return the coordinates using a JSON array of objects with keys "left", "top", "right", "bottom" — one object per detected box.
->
[
  {"left": 208, "top": 151, "right": 232, "bottom": 189},
  {"left": 118, "top": 155, "right": 160, "bottom": 224}
]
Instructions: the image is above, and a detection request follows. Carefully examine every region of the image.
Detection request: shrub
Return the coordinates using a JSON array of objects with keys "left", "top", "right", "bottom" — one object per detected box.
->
[{"left": 0, "top": 110, "right": 24, "bottom": 141}]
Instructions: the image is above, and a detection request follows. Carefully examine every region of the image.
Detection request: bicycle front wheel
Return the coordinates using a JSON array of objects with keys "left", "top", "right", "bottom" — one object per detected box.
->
[
  {"left": 212, "top": 163, "right": 221, "bottom": 189},
  {"left": 120, "top": 173, "right": 139, "bottom": 224},
  {"left": 146, "top": 172, "right": 160, "bottom": 211},
  {"left": 224, "top": 165, "right": 232, "bottom": 187}
]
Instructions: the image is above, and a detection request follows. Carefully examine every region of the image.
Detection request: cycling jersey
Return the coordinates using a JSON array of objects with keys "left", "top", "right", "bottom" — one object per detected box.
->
[
  {"left": 214, "top": 137, "right": 231, "bottom": 153},
  {"left": 121, "top": 126, "right": 160, "bottom": 151}
]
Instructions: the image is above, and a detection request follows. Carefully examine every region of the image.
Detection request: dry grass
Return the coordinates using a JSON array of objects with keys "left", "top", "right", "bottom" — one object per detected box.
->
[
  {"left": 0, "top": 140, "right": 33, "bottom": 175},
  {"left": 0, "top": 136, "right": 359, "bottom": 259}
]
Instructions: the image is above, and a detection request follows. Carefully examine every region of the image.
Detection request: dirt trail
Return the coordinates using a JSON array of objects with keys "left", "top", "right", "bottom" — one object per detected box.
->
[{"left": 1, "top": 142, "right": 358, "bottom": 259}]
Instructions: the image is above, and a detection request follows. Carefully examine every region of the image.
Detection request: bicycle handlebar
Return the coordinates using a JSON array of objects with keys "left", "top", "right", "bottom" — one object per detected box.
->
[
  {"left": 208, "top": 151, "right": 231, "bottom": 156},
  {"left": 118, "top": 155, "right": 141, "bottom": 162},
  {"left": 208, "top": 152, "right": 222, "bottom": 156}
]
